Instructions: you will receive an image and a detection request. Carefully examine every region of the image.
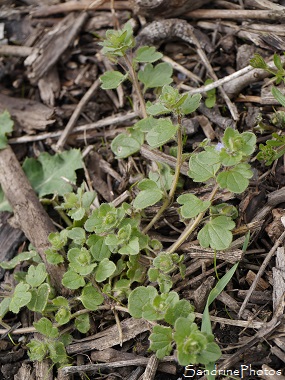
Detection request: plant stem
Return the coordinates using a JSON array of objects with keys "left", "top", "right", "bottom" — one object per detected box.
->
[
  {"left": 166, "top": 183, "right": 219, "bottom": 253},
  {"left": 143, "top": 122, "right": 183, "bottom": 234},
  {"left": 124, "top": 55, "right": 148, "bottom": 119}
]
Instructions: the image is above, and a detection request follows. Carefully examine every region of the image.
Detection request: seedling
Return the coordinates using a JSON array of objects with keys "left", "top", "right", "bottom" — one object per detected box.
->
[{"left": 250, "top": 53, "right": 285, "bottom": 166}]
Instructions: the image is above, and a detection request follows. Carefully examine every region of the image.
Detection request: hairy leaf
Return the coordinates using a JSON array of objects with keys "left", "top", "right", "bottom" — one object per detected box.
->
[
  {"left": 138, "top": 62, "right": 173, "bottom": 89},
  {"left": 100, "top": 71, "right": 127, "bottom": 89},
  {"left": 177, "top": 193, "right": 211, "bottom": 219},
  {"left": 95, "top": 258, "right": 116, "bottom": 282},
  {"left": 134, "top": 46, "right": 163, "bottom": 63},
  {"left": 0, "top": 110, "right": 13, "bottom": 149},
  {"left": 128, "top": 286, "right": 157, "bottom": 318},
  {"left": 198, "top": 216, "right": 235, "bottom": 250},
  {"left": 133, "top": 179, "right": 163, "bottom": 210},
  {"left": 149, "top": 325, "right": 173, "bottom": 359},
  {"left": 78, "top": 284, "right": 104, "bottom": 310},
  {"left": 23, "top": 149, "right": 83, "bottom": 197}
]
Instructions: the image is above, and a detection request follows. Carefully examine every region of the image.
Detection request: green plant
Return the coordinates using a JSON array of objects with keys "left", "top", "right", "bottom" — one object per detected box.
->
[
  {"left": 0, "top": 110, "right": 84, "bottom": 211},
  {"left": 250, "top": 53, "right": 285, "bottom": 166},
  {"left": 0, "top": 23, "right": 258, "bottom": 378},
  {"left": 257, "top": 132, "right": 285, "bottom": 166},
  {"left": 250, "top": 53, "right": 285, "bottom": 85},
  {"left": 204, "top": 78, "right": 216, "bottom": 108}
]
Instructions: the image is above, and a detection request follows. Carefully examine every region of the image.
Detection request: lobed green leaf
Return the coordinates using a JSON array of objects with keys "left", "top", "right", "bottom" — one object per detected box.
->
[
  {"left": 100, "top": 71, "right": 128, "bottom": 90},
  {"left": 198, "top": 216, "right": 235, "bottom": 250},
  {"left": 177, "top": 193, "right": 211, "bottom": 219},
  {"left": 134, "top": 46, "right": 163, "bottom": 63},
  {"left": 138, "top": 62, "right": 173, "bottom": 89}
]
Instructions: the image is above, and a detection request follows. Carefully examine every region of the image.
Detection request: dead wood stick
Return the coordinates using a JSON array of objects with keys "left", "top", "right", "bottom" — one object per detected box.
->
[
  {"left": 252, "top": 187, "right": 285, "bottom": 223},
  {"left": 273, "top": 248, "right": 285, "bottom": 313},
  {"left": 180, "top": 243, "right": 243, "bottom": 263},
  {"left": 133, "top": 0, "right": 211, "bottom": 18},
  {"left": 224, "top": 55, "right": 285, "bottom": 99},
  {"left": 25, "top": 12, "right": 88, "bottom": 84},
  {"left": 141, "top": 355, "right": 159, "bottom": 380},
  {"left": 181, "top": 65, "right": 253, "bottom": 95},
  {"left": 238, "top": 230, "right": 285, "bottom": 318},
  {"left": 66, "top": 318, "right": 150, "bottom": 355},
  {"left": 194, "top": 312, "right": 263, "bottom": 329},
  {"left": 186, "top": 29, "right": 239, "bottom": 120},
  {"left": 245, "top": 0, "right": 285, "bottom": 11},
  {"left": 186, "top": 9, "right": 285, "bottom": 20},
  {"left": 31, "top": 1, "right": 131, "bottom": 17},
  {"left": 0, "top": 45, "right": 34, "bottom": 57},
  {"left": 9, "top": 111, "right": 138, "bottom": 144},
  {"left": 55, "top": 78, "right": 100, "bottom": 151},
  {"left": 60, "top": 356, "right": 175, "bottom": 376},
  {"left": 140, "top": 145, "right": 189, "bottom": 176},
  {"left": 0, "top": 146, "right": 66, "bottom": 293},
  {"left": 90, "top": 348, "right": 176, "bottom": 375}
]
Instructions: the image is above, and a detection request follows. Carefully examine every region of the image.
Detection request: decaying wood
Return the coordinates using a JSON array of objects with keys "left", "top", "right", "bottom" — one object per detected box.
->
[
  {"left": 239, "top": 230, "right": 285, "bottom": 318},
  {"left": 273, "top": 248, "right": 285, "bottom": 313},
  {"left": 180, "top": 243, "right": 244, "bottom": 264},
  {"left": 198, "top": 20, "right": 285, "bottom": 51},
  {"left": 38, "top": 67, "right": 61, "bottom": 107},
  {"left": 140, "top": 145, "right": 189, "bottom": 176},
  {"left": 137, "top": 18, "right": 213, "bottom": 53},
  {"left": 0, "top": 45, "right": 34, "bottom": 57},
  {"left": 90, "top": 348, "right": 176, "bottom": 375},
  {"left": 55, "top": 78, "right": 100, "bottom": 151},
  {"left": 14, "top": 363, "right": 35, "bottom": 380},
  {"left": 67, "top": 318, "right": 150, "bottom": 355},
  {"left": 86, "top": 151, "right": 114, "bottom": 202},
  {"left": 31, "top": 1, "right": 131, "bottom": 17},
  {"left": 194, "top": 312, "right": 263, "bottom": 329},
  {"left": 0, "top": 93, "right": 54, "bottom": 134},
  {"left": 193, "top": 276, "right": 215, "bottom": 312},
  {"left": 245, "top": 0, "right": 285, "bottom": 11},
  {"left": 25, "top": 12, "right": 88, "bottom": 84},
  {"left": 132, "top": 0, "right": 211, "bottom": 18},
  {"left": 9, "top": 112, "right": 138, "bottom": 144},
  {"left": 238, "top": 290, "right": 272, "bottom": 304},
  {"left": 246, "top": 269, "right": 270, "bottom": 290},
  {"left": 0, "top": 146, "right": 66, "bottom": 294},
  {"left": 223, "top": 54, "right": 285, "bottom": 99},
  {"left": 60, "top": 356, "right": 176, "bottom": 376},
  {"left": 141, "top": 355, "right": 159, "bottom": 380},
  {"left": 0, "top": 213, "right": 25, "bottom": 280},
  {"left": 186, "top": 8, "right": 285, "bottom": 21},
  {"left": 216, "top": 291, "right": 256, "bottom": 321},
  {"left": 253, "top": 187, "right": 285, "bottom": 224}
]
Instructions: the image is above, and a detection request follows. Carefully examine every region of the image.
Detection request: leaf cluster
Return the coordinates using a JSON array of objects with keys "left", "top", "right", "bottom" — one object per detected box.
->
[
  {"left": 128, "top": 285, "right": 220, "bottom": 365},
  {"left": 250, "top": 53, "right": 285, "bottom": 85},
  {"left": 0, "top": 188, "right": 158, "bottom": 365},
  {"left": 257, "top": 132, "right": 285, "bottom": 166}
]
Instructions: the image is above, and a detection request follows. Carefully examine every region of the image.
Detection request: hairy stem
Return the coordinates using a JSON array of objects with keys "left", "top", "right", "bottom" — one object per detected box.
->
[
  {"left": 143, "top": 121, "right": 183, "bottom": 234},
  {"left": 124, "top": 55, "right": 147, "bottom": 119},
  {"left": 166, "top": 183, "right": 219, "bottom": 253}
]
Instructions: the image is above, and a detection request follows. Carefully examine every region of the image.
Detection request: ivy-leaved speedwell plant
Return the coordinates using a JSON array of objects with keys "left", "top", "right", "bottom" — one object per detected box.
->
[
  {"left": 250, "top": 52, "right": 285, "bottom": 166},
  {"left": 0, "top": 22, "right": 257, "bottom": 377}
]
